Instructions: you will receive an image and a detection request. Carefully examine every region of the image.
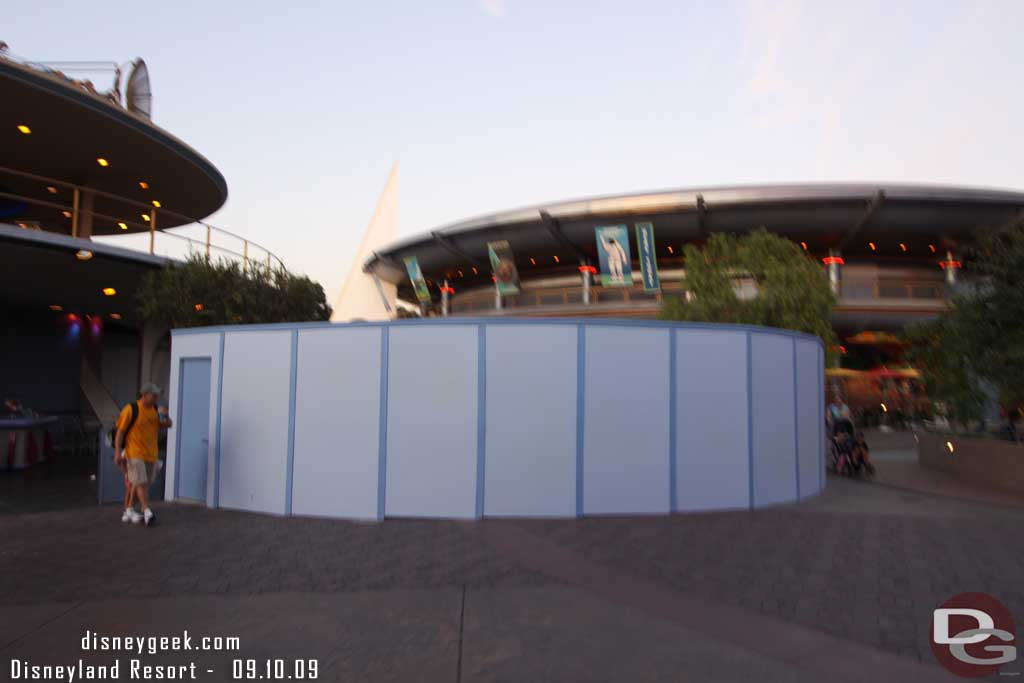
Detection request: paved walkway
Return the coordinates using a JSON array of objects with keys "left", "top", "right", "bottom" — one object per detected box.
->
[
  {"left": 1, "top": 435, "right": 1021, "bottom": 682},
  {"left": 866, "top": 429, "right": 1024, "bottom": 508}
]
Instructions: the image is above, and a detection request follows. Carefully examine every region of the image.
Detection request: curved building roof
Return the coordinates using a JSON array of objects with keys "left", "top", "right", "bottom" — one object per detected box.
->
[
  {"left": 0, "top": 58, "right": 227, "bottom": 234},
  {"left": 366, "top": 182, "right": 1024, "bottom": 288}
]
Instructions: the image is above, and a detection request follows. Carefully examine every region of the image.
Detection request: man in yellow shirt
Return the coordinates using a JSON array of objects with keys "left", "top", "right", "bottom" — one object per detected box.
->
[{"left": 114, "top": 383, "right": 172, "bottom": 526}]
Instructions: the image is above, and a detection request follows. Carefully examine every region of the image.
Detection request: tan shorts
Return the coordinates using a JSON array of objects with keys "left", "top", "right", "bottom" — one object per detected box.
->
[{"left": 126, "top": 459, "right": 157, "bottom": 486}]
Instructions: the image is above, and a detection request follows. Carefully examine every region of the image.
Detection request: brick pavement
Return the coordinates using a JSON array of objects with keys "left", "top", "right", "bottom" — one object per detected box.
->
[{"left": 1, "top": 467, "right": 1021, "bottom": 679}]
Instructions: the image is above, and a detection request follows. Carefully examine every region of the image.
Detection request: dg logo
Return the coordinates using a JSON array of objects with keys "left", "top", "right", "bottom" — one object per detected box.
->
[{"left": 931, "top": 592, "right": 1017, "bottom": 678}]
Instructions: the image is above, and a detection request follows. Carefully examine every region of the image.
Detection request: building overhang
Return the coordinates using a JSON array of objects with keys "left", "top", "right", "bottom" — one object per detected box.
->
[
  {"left": 1, "top": 59, "right": 227, "bottom": 235},
  {"left": 366, "top": 182, "right": 1024, "bottom": 301},
  {"left": 0, "top": 223, "right": 170, "bottom": 325}
]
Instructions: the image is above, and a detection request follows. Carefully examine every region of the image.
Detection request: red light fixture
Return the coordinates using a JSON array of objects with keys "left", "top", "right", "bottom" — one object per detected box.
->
[
  {"left": 439, "top": 285, "right": 455, "bottom": 295},
  {"left": 529, "top": 257, "right": 536, "bottom": 265},
  {"left": 194, "top": 303, "right": 204, "bottom": 311},
  {"left": 939, "top": 260, "right": 962, "bottom": 270},
  {"left": 929, "top": 244, "right": 937, "bottom": 253},
  {"left": 471, "top": 267, "right": 478, "bottom": 275},
  {"left": 822, "top": 256, "right": 844, "bottom": 265},
  {"left": 578, "top": 265, "right": 597, "bottom": 274}
]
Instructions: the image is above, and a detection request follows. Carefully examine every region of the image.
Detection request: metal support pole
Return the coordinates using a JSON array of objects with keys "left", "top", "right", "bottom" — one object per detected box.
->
[
  {"left": 827, "top": 249, "right": 842, "bottom": 296},
  {"left": 78, "top": 190, "right": 95, "bottom": 239},
  {"left": 494, "top": 286, "right": 503, "bottom": 311},
  {"left": 205, "top": 225, "right": 211, "bottom": 260},
  {"left": 148, "top": 209, "right": 157, "bottom": 255},
  {"left": 581, "top": 262, "right": 592, "bottom": 304},
  {"left": 371, "top": 273, "right": 393, "bottom": 315},
  {"left": 944, "top": 249, "right": 959, "bottom": 286},
  {"left": 441, "top": 279, "right": 450, "bottom": 317},
  {"left": 71, "top": 187, "right": 80, "bottom": 238}
]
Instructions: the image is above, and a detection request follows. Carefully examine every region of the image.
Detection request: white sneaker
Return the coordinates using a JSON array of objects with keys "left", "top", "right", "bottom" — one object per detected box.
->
[
  {"left": 122, "top": 508, "right": 131, "bottom": 523},
  {"left": 128, "top": 510, "right": 142, "bottom": 524},
  {"left": 143, "top": 508, "right": 155, "bottom": 527}
]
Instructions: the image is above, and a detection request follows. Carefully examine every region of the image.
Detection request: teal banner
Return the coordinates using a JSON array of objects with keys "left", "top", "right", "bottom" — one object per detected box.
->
[
  {"left": 404, "top": 257, "right": 431, "bottom": 303},
  {"left": 487, "top": 240, "right": 521, "bottom": 295},
  {"left": 635, "top": 222, "right": 660, "bottom": 292}
]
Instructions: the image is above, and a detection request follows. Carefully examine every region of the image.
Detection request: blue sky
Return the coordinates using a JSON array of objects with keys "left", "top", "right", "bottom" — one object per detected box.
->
[{"left": 8, "top": 1, "right": 1024, "bottom": 298}]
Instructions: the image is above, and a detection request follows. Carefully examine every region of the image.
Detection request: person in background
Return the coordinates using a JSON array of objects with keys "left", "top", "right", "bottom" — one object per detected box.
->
[
  {"left": 114, "top": 383, "right": 171, "bottom": 527},
  {"left": 851, "top": 432, "right": 875, "bottom": 475},
  {"left": 4, "top": 398, "right": 27, "bottom": 417},
  {"left": 827, "top": 395, "right": 854, "bottom": 436}
]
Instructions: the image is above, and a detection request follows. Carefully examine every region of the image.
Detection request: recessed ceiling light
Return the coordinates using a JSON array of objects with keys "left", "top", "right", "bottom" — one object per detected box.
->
[
  {"left": 96, "top": 158, "right": 109, "bottom": 167},
  {"left": 869, "top": 242, "right": 876, "bottom": 251},
  {"left": 49, "top": 304, "right": 63, "bottom": 311},
  {"left": 928, "top": 244, "right": 936, "bottom": 253},
  {"left": 75, "top": 250, "right": 93, "bottom": 261},
  {"left": 151, "top": 200, "right": 161, "bottom": 208},
  {"left": 17, "top": 124, "right": 31, "bottom": 134},
  {"left": 118, "top": 222, "right": 128, "bottom": 230},
  {"left": 46, "top": 186, "right": 58, "bottom": 194},
  {"left": 138, "top": 181, "right": 149, "bottom": 189},
  {"left": 667, "top": 246, "right": 674, "bottom": 254},
  {"left": 554, "top": 255, "right": 560, "bottom": 263},
  {"left": 530, "top": 257, "right": 537, "bottom": 265},
  {"left": 141, "top": 213, "right": 150, "bottom": 221},
  {"left": 899, "top": 243, "right": 907, "bottom": 252},
  {"left": 109, "top": 313, "right": 122, "bottom": 320},
  {"left": 102, "top": 287, "right": 117, "bottom": 296}
]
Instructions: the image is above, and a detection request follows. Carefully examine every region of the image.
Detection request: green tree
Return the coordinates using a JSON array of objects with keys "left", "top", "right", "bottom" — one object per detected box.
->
[
  {"left": 136, "top": 255, "right": 331, "bottom": 328},
  {"left": 903, "top": 315, "right": 986, "bottom": 426},
  {"left": 659, "top": 229, "right": 837, "bottom": 353},
  {"left": 904, "top": 222, "right": 1024, "bottom": 427}
]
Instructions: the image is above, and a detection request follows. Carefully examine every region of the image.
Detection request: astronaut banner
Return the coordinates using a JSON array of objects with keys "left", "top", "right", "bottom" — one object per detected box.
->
[{"left": 594, "top": 225, "right": 633, "bottom": 287}]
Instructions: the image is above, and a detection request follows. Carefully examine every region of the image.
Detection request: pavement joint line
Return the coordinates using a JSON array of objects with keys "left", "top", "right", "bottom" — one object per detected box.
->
[
  {"left": 0, "top": 601, "right": 84, "bottom": 653},
  {"left": 478, "top": 521, "right": 961, "bottom": 683},
  {"left": 456, "top": 584, "right": 466, "bottom": 683}
]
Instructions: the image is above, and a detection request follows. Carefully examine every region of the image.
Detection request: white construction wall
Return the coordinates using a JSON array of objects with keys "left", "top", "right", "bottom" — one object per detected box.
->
[{"left": 167, "top": 320, "right": 824, "bottom": 518}]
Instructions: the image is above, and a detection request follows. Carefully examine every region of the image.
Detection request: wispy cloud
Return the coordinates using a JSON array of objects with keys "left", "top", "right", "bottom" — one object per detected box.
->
[
  {"left": 479, "top": 0, "right": 507, "bottom": 19},
  {"left": 737, "top": 0, "right": 803, "bottom": 98}
]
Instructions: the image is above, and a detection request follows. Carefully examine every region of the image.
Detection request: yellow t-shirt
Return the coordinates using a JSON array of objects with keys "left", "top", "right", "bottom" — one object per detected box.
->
[{"left": 116, "top": 401, "right": 160, "bottom": 462}]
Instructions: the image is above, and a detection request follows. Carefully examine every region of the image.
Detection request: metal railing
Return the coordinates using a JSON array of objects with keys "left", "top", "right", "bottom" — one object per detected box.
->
[{"left": 0, "top": 165, "right": 285, "bottom": 271}]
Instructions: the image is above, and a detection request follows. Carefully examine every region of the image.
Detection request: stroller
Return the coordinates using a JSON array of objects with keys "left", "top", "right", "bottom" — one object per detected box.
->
[{"left": 828, "top": 420, "right": 875, "bottom": 477}]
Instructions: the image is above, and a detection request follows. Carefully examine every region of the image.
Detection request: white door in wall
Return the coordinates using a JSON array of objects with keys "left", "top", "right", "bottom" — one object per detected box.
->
[{"left": 175, "top": 358, "right": 211, "bottom": 502}]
